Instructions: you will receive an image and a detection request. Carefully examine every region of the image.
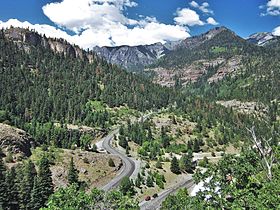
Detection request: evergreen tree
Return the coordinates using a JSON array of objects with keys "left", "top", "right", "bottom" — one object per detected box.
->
[
  {"left": 179, "top": 151, "right": 193, "bottom": 173},
  {"left": 108, "top": 158, "right": 115, "bottom": 167},
  {"left": 18, "top": 160, "right": 36, "bottom": 209},
  {"left": 0, "top": 157, "right": 7, "bottom": 209},
  {"left": 35, "top": 156, "right": 54, "bottom": 208},
  {"left": 68, "top": 157, "right": 79, "bottom": 185},
  {"left": 119, "top": 176, "right": 134, "bottom": 196},
  {"left": 118, "top": 135, "right": 128, "bottom": 148},
  {"left": 170, "top": 157, "right": 180, "bottom": 174},
  {"left": 193, "top": 139, "right": 201, "bottom": 153},
  {"left": 161, "top": 127, "right": 170, "bottom": 148},
  {"left": 146, "top": 175, "right": 154, "bottom": 187},
  {"left": 5, "top": 167, "right": 19, "bottom": 209},
  {"left": 30, "top": 177, "right": 41, "bottom": 210}
]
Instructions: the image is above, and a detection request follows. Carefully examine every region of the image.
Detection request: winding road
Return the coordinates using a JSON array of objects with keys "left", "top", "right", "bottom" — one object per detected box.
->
[
  {"left": 101, "top": 128, "right": 136, "bottom": 191},
  {"left": 100, "top": 113, "right": 154, "bottom": 191},
  {"left": 99, "top": 112, "right": 195, "bottom": 209}
]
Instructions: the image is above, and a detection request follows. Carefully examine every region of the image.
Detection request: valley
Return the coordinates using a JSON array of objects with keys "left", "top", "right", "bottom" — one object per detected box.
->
[{"left": 0, "top": 25, "right": 279, "bottom": 210}]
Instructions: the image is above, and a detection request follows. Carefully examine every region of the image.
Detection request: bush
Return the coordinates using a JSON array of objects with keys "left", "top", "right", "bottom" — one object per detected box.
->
[
  {"left": 155, "top": 160, "right": 162, "bottom": 169},
  {"left": 198, "top": 157, "right": 209, "bottom": 167},
  {"left": 5, "top": 152, "right": 13, "bottom": 163},
  {"left": 108, "top": 158, "right": 115, "bottom": 167}
]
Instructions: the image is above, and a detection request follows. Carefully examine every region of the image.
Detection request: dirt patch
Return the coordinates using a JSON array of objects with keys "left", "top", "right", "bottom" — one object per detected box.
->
[{"left": 31, "top": 147, "right": 122, "bottom": 190}]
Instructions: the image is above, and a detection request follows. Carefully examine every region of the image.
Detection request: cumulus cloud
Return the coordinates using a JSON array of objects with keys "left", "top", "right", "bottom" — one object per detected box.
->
[
  {"left": 35, "top": 0, "right": 190, "bottom": 48},
  {"left": 272, "top": 26, "right": 280, "bottom": 36},
  {"left": 260, "top": 0, "right": 280, "bottom": 16},
  {"left": 174, "top": 8, "right": 204, "bottom": 26},
  {"left": 0, "top": 19, "right": 74, "bottom": 41},
  {"left": 2, "top": 0, "right": 221, "bottom": 48},
  {"left": 206, "top": 17, "right": 219, "bottom": 25},
  {"left": 189, "top": 1, "right": 214, "bottom": 15}
]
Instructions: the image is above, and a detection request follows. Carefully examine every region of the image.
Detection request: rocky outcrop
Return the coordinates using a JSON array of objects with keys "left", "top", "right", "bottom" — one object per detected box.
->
[
  {"left": 246, "top": 32, "right": 276, "bottom": 46},
  {"left": 93, "top": 42, "right": 171, "bottom": 71},
  {"left": 3, "top": 27, "right": 96, "bottom": 63},
  {"left": 0, "top": 123, "right": 33, "bottom": 159}
]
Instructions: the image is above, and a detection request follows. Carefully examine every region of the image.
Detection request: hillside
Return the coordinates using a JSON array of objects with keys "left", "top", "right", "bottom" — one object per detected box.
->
[{"left": 0, "top": 28, "right": 171, "bottom": 127}]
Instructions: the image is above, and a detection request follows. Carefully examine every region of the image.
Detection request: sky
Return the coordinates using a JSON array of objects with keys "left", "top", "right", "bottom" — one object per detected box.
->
[{"left": 0, "top": 0, "right": 279, "bottom": 49}]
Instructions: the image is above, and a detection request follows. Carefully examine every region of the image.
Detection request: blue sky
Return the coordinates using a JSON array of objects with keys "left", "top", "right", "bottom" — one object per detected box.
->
[{"left": 0, "top": 0, "right": 279, "bottom": 48}]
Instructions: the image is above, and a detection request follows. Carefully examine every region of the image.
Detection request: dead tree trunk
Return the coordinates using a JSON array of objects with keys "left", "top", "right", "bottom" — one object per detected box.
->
[{"left": 247, "top": 126, "right": 275, "bottom": 181}]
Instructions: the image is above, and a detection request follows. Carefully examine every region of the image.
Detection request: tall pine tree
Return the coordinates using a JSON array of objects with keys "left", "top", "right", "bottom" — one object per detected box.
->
[
  {"left": 33, "top": 156, "right": 54, "bottom": 209},
  {"left": 67, "top": 157, "right": 79, "bottom": 185},
  {"left": 0, "top": 157, "right": 7, "bottom": 209},
  {"left": 18, "top": 160, "right": 36, "bottom": 209},
  {"left": 170, "top": 157, "right": 180, "bottom": 174},
  {"left": 5, "top": 167, "right": 19, "bottom": 209}
]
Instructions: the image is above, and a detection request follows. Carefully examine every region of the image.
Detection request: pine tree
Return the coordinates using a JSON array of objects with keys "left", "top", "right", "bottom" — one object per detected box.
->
[
  {"left": 146, "top": 175, "right": 154, "bottom": 187},
  {"left": 119, "top": 176, "right": 134, "bottom": 196},
  {"left": 30, "top": 177, "right": 41, "bottom": 210},
  {"left": 0, "top": 157, "right": 7, "bottom": 209},
  {"left": 170, "top": 157, "right": 180, "bottom": 174},
  {"left": 108, "top": 158, "right": 115, "bottom": 167},
  {"left": 35, "top": 156, "right": 54, "bottom": 208},
  {"left": 5, "top": 167, "right": 19, "bottom": 209},
  {"left": 180, "top": 151, "right": 193, "bottom": 173},
  {"left": 18, "top": 160, "right": 36, "bottom": 209},
  {"left": 68, "top": 157, "right": 79, "bottom": 185}
]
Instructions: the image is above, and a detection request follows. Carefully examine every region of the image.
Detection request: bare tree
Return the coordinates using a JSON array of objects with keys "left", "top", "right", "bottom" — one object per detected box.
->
[{"left": 247, "top": 126, "right": 275, "bottom": 181}]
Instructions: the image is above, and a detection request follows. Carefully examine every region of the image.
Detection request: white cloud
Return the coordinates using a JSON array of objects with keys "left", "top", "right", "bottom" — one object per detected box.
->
[
  {"left": 174, "top": 8, "right": 204, "bottom": 26},
  {"left": 42, "top": 0, "right": 136, "bottom": 33},
  {"left": 0, "top": 19, "right": 74, "bottom": 42},
  {"left": 189, "top": 1, "right": 199, "bottom": 8},
  {"left": 261, "top": 0, "right": 280, "bottom": 16},
  {"left": 0, "top": 0, "right": 190, "bottom": 48},
  {"left": 206, "top": 17, "right": 219, "bottom": 25},
  {"left": 272, "top": 26, "right": 280, "bottom": 36},
  {"left": 189, "top": 1, "right": 214, "bottom": 15},
  {"left": 0, "top": 0, "right": 196, "bottom": 48}
]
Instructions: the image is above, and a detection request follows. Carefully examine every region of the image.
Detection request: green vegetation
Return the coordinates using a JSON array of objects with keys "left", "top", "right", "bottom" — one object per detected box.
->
[
  {"left": 162, "top": 146, "right": 280, "bottom": 209},
  {"left": 211, "top": 46, "right": 227, "bottom": 53},
  {"left": 68, "top": 157, "right": 79, "bottom": 185},
  {"left": 170, "top": 157, "right": 180, "bottom": 174},
  {"left": 0, "top": 27, "right": 279, "bottom": 209},
  {"left": 108, "top": 158, "right": 115, "bottom": 167},
  {"left": 42, "top": 184, "right": 139, "bottom": 210}
]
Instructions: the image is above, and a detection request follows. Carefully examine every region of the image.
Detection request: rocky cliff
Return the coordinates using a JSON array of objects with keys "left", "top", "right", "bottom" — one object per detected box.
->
[
  {"left": 3, "top": 27, "right": 96, "bottom": 63},
  {"left": 0, "top": 123, "right": 33, "bottom": 160},
  {"left": 93, "top": 42, "right": 171, "bottom": 71}
]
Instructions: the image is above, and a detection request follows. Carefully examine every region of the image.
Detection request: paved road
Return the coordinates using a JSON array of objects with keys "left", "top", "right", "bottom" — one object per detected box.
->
[
  {"left": 139, "top": 176, "right": 194, "bottom": 210},
  {"left": 101, "top": 112, "right": 154, "bottom": 191},
  {"left": 100, "top": 129, "right": 136, "bottom": 191}
]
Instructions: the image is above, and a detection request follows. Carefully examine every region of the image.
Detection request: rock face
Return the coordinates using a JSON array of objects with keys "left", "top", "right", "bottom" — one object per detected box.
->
[
  {"left": 3, "top": 27, "right": 96, "bottom": 63},
  {"left": 0, "top": 123, "right": 33, "bottom": 158},
  {"left": 93, "top": 42, "right": 171, "bottom": 71},
  {"left": 246, "top": 32, "right": 276, "bottom": 46}
]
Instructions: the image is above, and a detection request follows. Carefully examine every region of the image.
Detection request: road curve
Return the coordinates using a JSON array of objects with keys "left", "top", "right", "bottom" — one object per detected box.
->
[
  {"left": 101, "top": 128, "right": 136, "bottom": 191},
  {"left": 101, "top": 112, "right": 154, "bottom": 191}
]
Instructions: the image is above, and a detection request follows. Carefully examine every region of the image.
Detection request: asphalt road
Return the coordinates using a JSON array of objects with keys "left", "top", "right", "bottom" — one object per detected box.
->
[
  {"left": 101, "top": 128, "right": 136, "bottom": 191},
  {"left": 139, "top": 176, "right": 194, "bottom": 210},
  {"left": 101, "top": 112, "right": 154, "bottom": 191}
]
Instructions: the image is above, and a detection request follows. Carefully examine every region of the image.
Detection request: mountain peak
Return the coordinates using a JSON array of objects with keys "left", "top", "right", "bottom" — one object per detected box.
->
[{"left": 246, "top": 32, "right": 276, "bottom": 46}]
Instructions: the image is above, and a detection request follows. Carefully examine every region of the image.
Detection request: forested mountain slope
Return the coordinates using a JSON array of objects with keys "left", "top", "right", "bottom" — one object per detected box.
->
[{"left": 0, "top": 28, "right": 172, "bottom": 127}]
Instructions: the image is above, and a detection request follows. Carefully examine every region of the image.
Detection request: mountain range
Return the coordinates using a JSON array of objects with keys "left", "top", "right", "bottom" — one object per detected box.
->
[{"left": 92, "top": 27, "right": 279, "bottom": 72}]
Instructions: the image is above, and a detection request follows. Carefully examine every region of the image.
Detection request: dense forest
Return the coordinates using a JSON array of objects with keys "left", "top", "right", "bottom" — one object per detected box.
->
[
  {"left": 0, "top": 28, "right": 171, "bottom": 125},
  {"left": 0, "top": 27, "right": 279, "bottom": 210}
]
